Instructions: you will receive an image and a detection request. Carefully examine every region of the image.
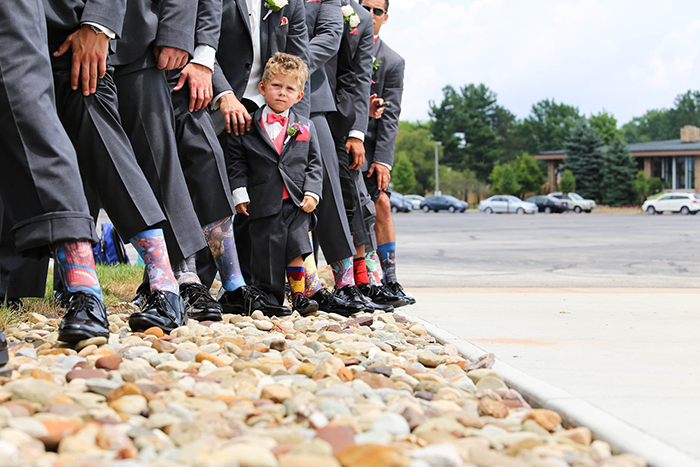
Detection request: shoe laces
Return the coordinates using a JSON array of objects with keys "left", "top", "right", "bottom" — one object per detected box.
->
[
  {"left": 64, "top": 292, "right": 105, "bottom": 323},
  {"left": 182, "top": 282, "right": 214, "bottom": 303},
  {"left": 143, "top": 290, "right": 169, "bottom": 316},
  {"left": 242, "top": 285, "right": 266, "bottom": 316}
]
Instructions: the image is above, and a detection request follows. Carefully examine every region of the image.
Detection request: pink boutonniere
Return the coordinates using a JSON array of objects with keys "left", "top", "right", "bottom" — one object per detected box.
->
[
  {"left": 349, "top": 28, "right": 358, "bottom": 35},
  {"left": 285, "top": 122, "right": 311, "bottom": 144},
  {"left": 280, "top": 16, "right": 288, "bottom": 26}
]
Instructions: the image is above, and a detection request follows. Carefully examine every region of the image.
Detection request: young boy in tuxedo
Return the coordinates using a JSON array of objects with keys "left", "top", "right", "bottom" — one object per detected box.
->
[{"left": 227, "top": 53, "right": 324, "bottom": 315}]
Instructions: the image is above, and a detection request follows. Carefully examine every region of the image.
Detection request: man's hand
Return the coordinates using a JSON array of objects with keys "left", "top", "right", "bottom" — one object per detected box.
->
[
  {"left": 346, "top": 137, "right": 365, "bottom": 170},
  {"left": 235, "top": 202, "right": 249, "bottom": 216},
  {"left": 153, "top": 46, "right": 189, "bottom": 70},
  {"left": 369, "top": 93, "right": 385, "bottom": 119},
  {"left": 173, "top": 63, "right": 213, "bottom": 112},
  {"left": 219, "top": 93, "right": 252, "bottom": 135},
  {"left": 54, "top": 25, "right": 110, "bottom": 96},
  {"left": 367, "top": 162, "right": 391, "bottom": 191},
  {"left": 300, "top": 195, "right": 318, "bottom": 213}
]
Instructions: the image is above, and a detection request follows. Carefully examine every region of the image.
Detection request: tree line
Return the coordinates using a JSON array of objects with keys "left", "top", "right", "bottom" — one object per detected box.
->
[{"left": 392, "top": 85, "right": 700, "bottom": 205}]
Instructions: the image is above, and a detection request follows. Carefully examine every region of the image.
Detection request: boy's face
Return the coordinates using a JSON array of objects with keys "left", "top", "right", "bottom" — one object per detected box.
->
[
  {"left": 258, "top": 73, "right": 303, "bottom": 114},
  {"left": 360, "top": 0, "right": 388, "bottom": 36}
]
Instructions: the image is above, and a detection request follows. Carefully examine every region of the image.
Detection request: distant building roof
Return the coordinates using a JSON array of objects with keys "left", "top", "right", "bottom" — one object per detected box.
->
[{"left": 534, "top": 139, "right": 700, "bottom": 160}]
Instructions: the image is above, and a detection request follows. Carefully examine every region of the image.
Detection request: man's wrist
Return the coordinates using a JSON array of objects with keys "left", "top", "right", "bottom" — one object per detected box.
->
[
  {"left": 81, "top": 22, "right": 115, "bottom": 39},
  {"left": 212, "top": 90, "right": 234, "bottom": 110},
  {"left": 190, "top": 44, "right": 216, "bottom": 71},
  {"left": 348, "top": 130, "right": 365, "bottom": 142}
]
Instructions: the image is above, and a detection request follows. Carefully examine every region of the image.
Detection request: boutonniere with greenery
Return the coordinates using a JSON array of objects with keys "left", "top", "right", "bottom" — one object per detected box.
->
[
  {"left": 372, "top": 57, "right": 382, "bottom": 76},
  {"left": 263, "top": 0, "right": 288, "bottom": 20},
  {"left": 285, "top": 122, "right": 311, "bottom": 144},
  {"left": 341, "top": 5, "right": 361, "bottom": 28}
]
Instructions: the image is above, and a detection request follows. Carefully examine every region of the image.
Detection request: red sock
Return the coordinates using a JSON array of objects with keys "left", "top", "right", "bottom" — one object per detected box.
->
[{"left": 353, "top": 258, "right": 370, "bottom": 286}]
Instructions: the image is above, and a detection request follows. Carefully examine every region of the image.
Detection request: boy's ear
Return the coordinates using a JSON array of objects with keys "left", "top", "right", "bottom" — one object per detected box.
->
[
  {"left": 295, "top": 90, "right": 304, "bottom": 103},
  {"left": 258, "top": 81, "right": 266, "bottom": 96}
]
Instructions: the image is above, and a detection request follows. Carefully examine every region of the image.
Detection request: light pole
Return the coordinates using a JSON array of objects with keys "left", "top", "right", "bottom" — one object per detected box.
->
[{"left": 435, "top": 141, "right": 442, "bottom": 195}]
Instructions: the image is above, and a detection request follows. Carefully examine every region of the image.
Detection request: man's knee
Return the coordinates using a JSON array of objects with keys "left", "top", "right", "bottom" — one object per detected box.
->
[{"left": 375, "top": 192, "right": 391, "bottom": 217}]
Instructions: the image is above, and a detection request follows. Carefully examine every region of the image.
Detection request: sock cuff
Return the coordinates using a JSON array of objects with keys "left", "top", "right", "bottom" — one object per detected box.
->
[
  {"left": 286, "top": 266, "right": 306, "bottom": 273},
  {"left": 130, "top": 228, "right": 165, "bottom": 243},
  {"left": 377, "top": 242, "right": 396, "bottom": 256}
]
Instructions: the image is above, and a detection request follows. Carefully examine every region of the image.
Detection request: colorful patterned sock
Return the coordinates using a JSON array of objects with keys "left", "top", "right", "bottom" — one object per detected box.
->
[
  {"left": 330, "top": 257, "right": 354, "bottom": 289},
  {"left": 286, "top": 266, "right": 306, "bottom": 298},
  {"left": 203, "top": 216, "right": 246, "bottom": 292},
  {"left": 377, "top": 241, "right": 397, "bottom": 283},
  {"left": 52, "top": 240, "right": 103, "bottom": 300},
  {"left": 130, "top": 229, "right": 179, "bottom": 294},
  {"left": 303, "top": 253, "right": 324, "bottom": 297},
  {"left": 353, "top": 257, "right": 370, "bottom": 286},
  {"left": 365, "top": 250, "right": 383, "bottom": 286}
]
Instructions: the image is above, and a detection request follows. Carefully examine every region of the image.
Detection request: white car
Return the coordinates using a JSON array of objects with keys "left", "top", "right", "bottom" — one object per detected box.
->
[
  {"left": 550, "top": 192, "right": 596, "bottom": 213},
  {"left": 478, "top": 195, "right": 538, "bottom": 214},
  {"left": 642, "top": 193, "right": 700, "bottom": 215},
  {"left": 403, "top": 194, "right": 425, "bottom": 210}
]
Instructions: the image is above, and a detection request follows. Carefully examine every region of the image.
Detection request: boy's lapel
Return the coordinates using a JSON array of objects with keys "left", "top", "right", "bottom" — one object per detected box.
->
[
  {"left": 252, "top": 108, "right": 279, "bottom": 156},
  {"left": 279, "top": 110, "right": 297, "bottom": 159}
]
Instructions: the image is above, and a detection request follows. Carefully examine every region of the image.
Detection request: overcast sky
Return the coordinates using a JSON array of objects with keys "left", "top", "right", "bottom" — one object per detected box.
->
[{"left": 379, "top": 0, "right": 700, "bottom": 126}]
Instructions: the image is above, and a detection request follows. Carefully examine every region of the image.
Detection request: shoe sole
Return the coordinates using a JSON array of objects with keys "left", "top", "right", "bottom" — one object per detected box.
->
[
  {"left": 128, "top": 314, "right": 177, "bottom": 334},
  {"left": 188, "top": 311, "right": 223, "bottom": 322},
  {"left": 58, "top": 326, "right": 109, "bottom": 345},
  {"left": 0, "top": 348, "right": 8, "bottom": 367}
]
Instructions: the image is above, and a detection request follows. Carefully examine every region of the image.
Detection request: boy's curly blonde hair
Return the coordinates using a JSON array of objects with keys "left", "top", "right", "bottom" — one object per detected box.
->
[{"left": 262, "top": 52, "right": 308, "bottom": 90}]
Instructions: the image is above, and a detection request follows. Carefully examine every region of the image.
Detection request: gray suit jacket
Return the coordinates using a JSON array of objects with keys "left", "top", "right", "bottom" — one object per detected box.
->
[
  {"left": 196, "top": 0, "right": 222, "bottom": 49},
  {"left": 363, "top": 37, "right": 404, "bottom": 169},
  {"left": 304, "top": 0, "right": 342, "bottom": 114},
  {"left": 227, "top": 108, "right": 323, "bottom": 220},
  {"left": 43, "top": 0, "right": 127, "bottom": 47},
  {"left": 112, "top": 0, "right": 197, "bottom": 67},
  {"left": 212, "top": 0, "right": 310, "bottom": 117}
]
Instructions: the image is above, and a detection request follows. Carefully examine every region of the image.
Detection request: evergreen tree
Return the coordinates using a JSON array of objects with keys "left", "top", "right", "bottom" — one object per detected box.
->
[
  {"left": 559, "top": 170, "right": 576, "bottom": 193},
  {"left": 512, "top": 153, "right": 546, "bottom": 195},
  {"left": 602, "top": 136, "right": 637, "bottom": 206},
  {"left": 391, "top": 153, "right": 417, "bottom": 194},
  {"left": 563, "top": 121, "right": 604, "bottom": 200},
  {"left": 634, "top": 171, "right": 649, "bottom": 201},
  {"left": 490, "top": 164, "right": 520, "bottom": 195}
]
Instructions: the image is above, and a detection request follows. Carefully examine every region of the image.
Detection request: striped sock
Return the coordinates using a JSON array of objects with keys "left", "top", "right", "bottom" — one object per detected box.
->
[
  {"left": 130, "top": 229, "right": 179, "bottom": 294},
  {"left": 286, "top": 266, "right": 306, "bottom": 298},
  {"left": 330, "top": 257, "right": 354, "bottom": 289},
  {"left": 52, "top": 240, "right": 103, "bottom": 301}
]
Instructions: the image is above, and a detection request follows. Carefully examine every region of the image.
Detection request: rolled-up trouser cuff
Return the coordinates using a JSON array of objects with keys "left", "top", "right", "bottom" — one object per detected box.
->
[{"left": 12, "top": 211, "right": 97, "bottom": 259}]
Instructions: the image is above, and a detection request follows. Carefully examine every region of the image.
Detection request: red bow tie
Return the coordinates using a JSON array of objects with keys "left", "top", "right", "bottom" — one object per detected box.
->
[{"left": 267, "top": 113, "right": 288, "bottom": 126}]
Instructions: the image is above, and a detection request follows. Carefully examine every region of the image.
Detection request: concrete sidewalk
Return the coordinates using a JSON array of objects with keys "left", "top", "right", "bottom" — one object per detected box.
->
[{"left": 403, "top": 288, "right": 700, "bottom": 460}]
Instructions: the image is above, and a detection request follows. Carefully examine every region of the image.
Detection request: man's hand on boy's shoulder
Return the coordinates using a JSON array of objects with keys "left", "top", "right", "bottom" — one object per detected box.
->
[
  {"left": 235, "top": 203, "right": 250, "bottom": 216},
  {"left": 300, "top": 195, "right": 318, "bottom": 213}
]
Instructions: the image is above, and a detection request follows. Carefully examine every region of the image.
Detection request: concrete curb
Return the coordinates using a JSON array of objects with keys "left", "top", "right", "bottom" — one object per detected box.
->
[{"left": 398, "top": 311, "right": 700, "bottom": 467}]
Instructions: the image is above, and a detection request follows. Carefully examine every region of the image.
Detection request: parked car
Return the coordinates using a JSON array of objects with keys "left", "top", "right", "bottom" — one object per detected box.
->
[
  {"left": 478, "top": 195, "right": 538, "bottom": 214},
  {"left": 390, "top": 192, "right": 411, "bottom": 213},
  {"left": 550, "top": 192, "right": 596, "bottom": 213},
  {"left": 642, "top": 192, "right": 700, "bottom": 215},
  {"left": 403, "top": 194, "right": 425, "bottom": 210},
  {"left": 420, "top": 195, "right": 468, "bottom": 213},
  {"left": 526, "top": 195, "right": 569, "bottom": 213}
]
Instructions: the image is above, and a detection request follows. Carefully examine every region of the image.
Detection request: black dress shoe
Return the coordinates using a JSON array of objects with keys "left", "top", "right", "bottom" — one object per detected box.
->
[
  {"left": 334, "top": 285, "right": 371, "bottom": 314},
  {"left": 354, "top": 286, "right": 394, "bottom": 313},
  {"left": 58, "top": 292, "right": 109, "bottom": 344},
  {"left": 129, "top": 290, "right": 186, "bottom": 334},
  {"left": 291, "top": 294, "right": 319, "bottom": 316},
  {"left": 311, "top": 288, "right": 363, "bottom": 316},
  {"left": 2, "top": 298, "right": 23, "bottom": 311},
  {"left": 219, "top": 285, "right": 292, "bottom": 317},
  {"left": 358, "top": 283, "right": 408, "bottom": 308},
  {"left": 385, "top": 282, "right": 416, "bottom": 305},
  {"left": 130, "top": 281, "right": 150, "bottom": 309},
  {"left": 180, "top": 282, "right": 223, "bottom": 322},
  {"left": 0, "top": 330, "right": 8, "bottom": 368}
]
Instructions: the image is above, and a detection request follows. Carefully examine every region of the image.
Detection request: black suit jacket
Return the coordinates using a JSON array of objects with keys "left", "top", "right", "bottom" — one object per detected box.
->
[
  {"left": 227, "top": 108, "right": 323, "bottom": 220},
  {"left": 213, "top": 0, "right": 310, "bottom": 116},
  {"left": 363, "top": 37, "right": 404, "bottom": 169}
]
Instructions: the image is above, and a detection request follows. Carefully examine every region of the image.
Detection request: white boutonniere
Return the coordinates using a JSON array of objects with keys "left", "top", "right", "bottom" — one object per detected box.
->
[
  {"left": 341, "top": 5, "right": 361, "bottom": 28},
  {"left": 372, "top": 56, "right": 382, "bottom": 76},
  {"left": 263, "top": 0, "right": 288, "bottom": 20}
]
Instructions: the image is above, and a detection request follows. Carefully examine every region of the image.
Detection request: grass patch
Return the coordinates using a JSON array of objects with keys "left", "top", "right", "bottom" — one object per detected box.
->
[{"left": 1, "top": 263, "right": 144, "bottom": 329}]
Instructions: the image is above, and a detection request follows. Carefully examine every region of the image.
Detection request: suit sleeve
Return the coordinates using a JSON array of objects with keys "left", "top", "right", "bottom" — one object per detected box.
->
[
  {"left": 195, "top": 0, "right": 222, "bottom": 49},
  {"left": 81, "top": 0, "right": 127, "bottom": 38},
  {"left": 373, "top": 57, "right": 404, "bottom": 167},
  {"left": 156, "top": 0, "right": 198, "bottom": 55},
  {"left": 212, "top": 62, "right": 233, "bottom": 96},
  {"left": 351, "top": 20, "right": 373, "bottom": 135},
  {"left": 307, "top": 0, "right": 342, "bottom": 76},
  {"left": 304, "top": 125, "right": 324, "bottom": 199},
  {"left": 287, "top": 0, "right": 311, "bottom": 118},
  {"left": 226, "top": 134, "right": 250, "bottom": 191}
]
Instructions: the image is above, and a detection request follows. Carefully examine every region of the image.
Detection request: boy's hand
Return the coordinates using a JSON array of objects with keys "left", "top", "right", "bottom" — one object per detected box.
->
[
  {"left": 235, "top": 202, "right": 249, "bottom": 216},
  {"left": 300, "top": 195, "right": 318, "bottom": 213}
]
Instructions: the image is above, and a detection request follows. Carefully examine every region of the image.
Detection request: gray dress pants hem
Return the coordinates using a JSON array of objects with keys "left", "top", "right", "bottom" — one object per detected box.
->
[{"left": 13, "top": 212, "right": 96, "bottom": 259}]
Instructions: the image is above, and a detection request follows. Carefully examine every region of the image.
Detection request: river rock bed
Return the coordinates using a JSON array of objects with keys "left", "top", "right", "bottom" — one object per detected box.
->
[{"left": 0, "top": 306, "right": 646, "bottom": 467}]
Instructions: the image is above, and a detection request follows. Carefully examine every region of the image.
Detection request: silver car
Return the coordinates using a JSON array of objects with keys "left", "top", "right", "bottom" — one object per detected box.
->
[
  {"left": 478, "top": 195, "right": 538, "bottom": 214},
  {"left": 403, "top": 194, "right": 425, "bottom": 210}
]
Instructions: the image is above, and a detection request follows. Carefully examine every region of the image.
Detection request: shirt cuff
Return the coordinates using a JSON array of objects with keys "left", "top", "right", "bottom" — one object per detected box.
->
[
  {"left": 212, "top": 90, "right": 234, "bottom": 110},
  {"left": 376, "top": 162, "right": 392, "bottom": 170},
  {"left": 348, "top": 130, "right": 365, "bottom": 142},
  {"left": 82, "top": 22, "right": 116, "bottom": 39},
  {"left": 232, "top": 187, "right": 250, "bottom": 207},
  {"left": 190, "top": 45, "right": 216, "bottom": 71},
  {"left": 305, "top": 192, "right": 320, "bottom": 204}
]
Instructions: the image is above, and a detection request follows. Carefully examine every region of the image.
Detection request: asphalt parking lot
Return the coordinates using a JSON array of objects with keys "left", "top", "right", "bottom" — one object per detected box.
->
[{"left": 393, "top": 211, "right": 700, "bottom": 288}]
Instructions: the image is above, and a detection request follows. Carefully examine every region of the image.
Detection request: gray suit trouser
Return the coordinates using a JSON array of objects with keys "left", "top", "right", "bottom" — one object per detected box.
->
[
  {"left": 113, "top": 56, "right": 207, "bottom": 262},
  {"left": 0, "top": 0, "right": 96, "bottom": 259}
]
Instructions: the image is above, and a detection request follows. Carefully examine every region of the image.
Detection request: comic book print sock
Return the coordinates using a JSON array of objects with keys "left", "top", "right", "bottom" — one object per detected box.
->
[
  {"left": 377, "top": 241, "right": 397, "bottom": 284},
  {"left": 365, "top": 250, "right": 383, "bottom": 286},
  {"left": 130, "top": 229, "right": 179, "bottom": 295},
  {"left": 52, "top": 240, "right": 103, "bottom": 301},
  {"left": 330, "top": 257, "right": 354, "bottom": 289},
  {"left": 286, "top": 266, "right": 306, "bottom": 299},
  {"left": 303, "top": 253, "right": 324, "bottom": 297},
  {"left": 203, "top": 216, "right": 246, "bottom": 292},
  {"left": 353, "top": 257, "right": 370, "bottom": 286}
]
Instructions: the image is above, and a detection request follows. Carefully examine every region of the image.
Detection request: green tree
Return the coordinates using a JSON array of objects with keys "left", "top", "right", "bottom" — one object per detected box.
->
[
  {"left": 559, "top": 170, "right": 576, "bottom": 193},
  {"left": 634, "top": 171, "right": 649, "bottom": 200},
  {"left": 521, "top": 99, "right": 583, "bottom": 154},
  {"left": 648, "top": 177, "right": 663, "bottom": 194},
  {"left": 490, "top": 164, "right": 521, "bottom": 195},
  {"left": 430, "top": 166, "right": 485, "bottom": 199},
  {"left": 621, "top": 90, "right": 700, "bottom": 143},
  {"left": 512, "top": 153, "right": 545, "bottom": 195},
  {"left": 602, "top": 136, "right": 637, "bottom": 206},
  {"left": 563, "top": 121, "right": 604, "bottom": 201},
  {"left": 429, "top": 84, "right": 504, "bottom": 181},
  {"left": 391, "top": 153, "right": 417, "bottom": 194},
  {"left": 394, "top": 121, "right": 436, "bottom": 193},
  {"left": 589, "top": 110, "right": 623, "bottom": 146}
]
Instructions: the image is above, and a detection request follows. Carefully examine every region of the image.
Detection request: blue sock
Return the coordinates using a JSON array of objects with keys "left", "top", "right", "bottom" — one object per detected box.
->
[
  {"left": 377, "top": 242, "right": 397, "bottom": 283},
  {"left": 203, "top": 217, "right": 246, "bottom": 292}
]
